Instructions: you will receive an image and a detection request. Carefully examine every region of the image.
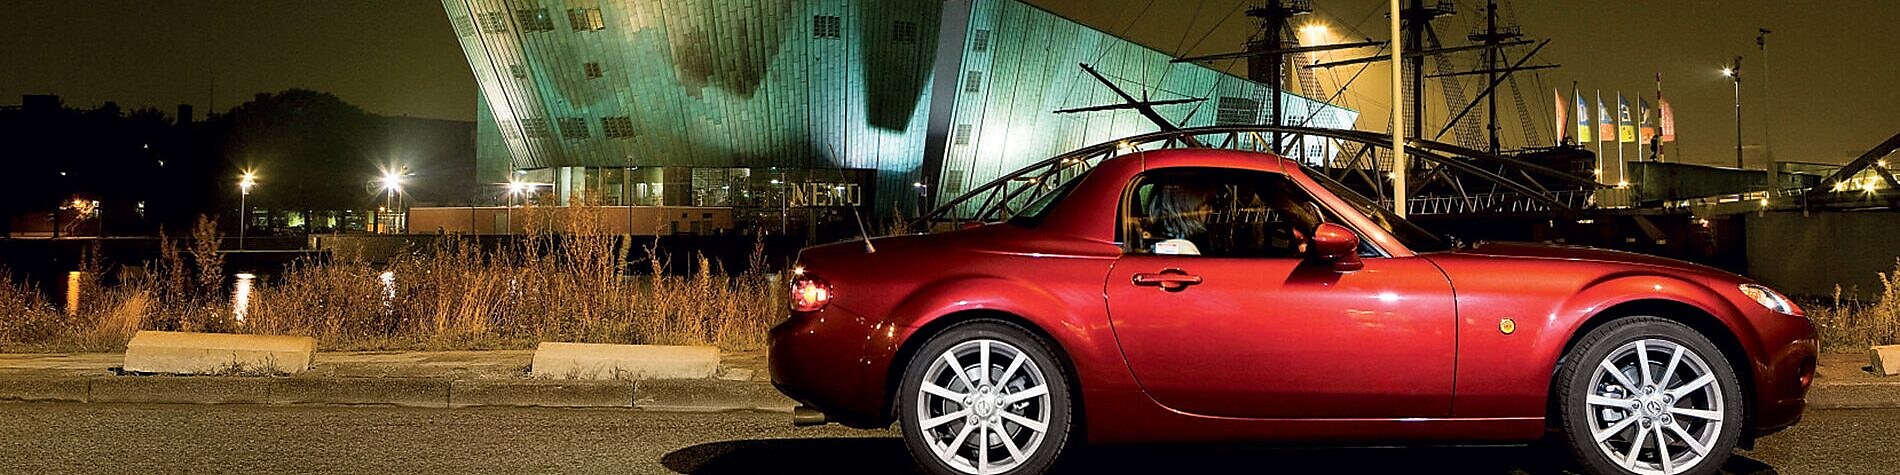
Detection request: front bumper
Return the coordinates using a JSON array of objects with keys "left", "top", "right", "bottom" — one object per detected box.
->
[
  {"left": 1742, "top": 296, "right": 1818, "bottom": 438},
  {"left": 1753, "top": 334, "right": 1818, "bottom": 437}
]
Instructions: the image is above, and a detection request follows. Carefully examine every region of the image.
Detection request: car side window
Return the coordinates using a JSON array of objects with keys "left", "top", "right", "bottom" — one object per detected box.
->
[{"left": 1121, "top": 168, "right": 1332, "bottom": 258}]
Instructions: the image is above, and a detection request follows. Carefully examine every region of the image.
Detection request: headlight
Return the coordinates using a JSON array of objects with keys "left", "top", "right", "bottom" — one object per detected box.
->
[{"left": 1738, "top": 283, "right": 1801, "bottom": 316}]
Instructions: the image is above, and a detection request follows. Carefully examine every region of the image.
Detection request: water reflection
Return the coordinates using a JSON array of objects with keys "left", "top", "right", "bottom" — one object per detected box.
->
[
  {"left": 380, "top": 271, "right": 397, "bottom": 313},
  {"left": 232, "top": 273, "right": 256, "bottom": 323},
  {"left": 65, "top": 271, "right": 82, "bottom": 316}
]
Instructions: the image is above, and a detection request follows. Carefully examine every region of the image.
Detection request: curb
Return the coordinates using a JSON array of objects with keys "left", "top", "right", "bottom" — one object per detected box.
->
[
  {"left": 0, "top": 375, "right": 792, "bottom": 412},
  {"left": 2, "top": 376, "right": 1894, "bottom": 412}
]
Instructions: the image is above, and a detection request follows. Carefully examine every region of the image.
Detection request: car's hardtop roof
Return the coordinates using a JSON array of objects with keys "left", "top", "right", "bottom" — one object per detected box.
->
[{"left": 1102, "top": 148, "right": 1298, "bottom": 174}]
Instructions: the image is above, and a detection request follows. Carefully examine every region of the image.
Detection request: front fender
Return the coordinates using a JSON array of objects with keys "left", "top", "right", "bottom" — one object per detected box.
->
[
  {"left": 1451, "top": 267, "right": 1758, "bottom": 420},
  {"left": 1539, "top": 272, "right": 1759, "bottom": 368}
]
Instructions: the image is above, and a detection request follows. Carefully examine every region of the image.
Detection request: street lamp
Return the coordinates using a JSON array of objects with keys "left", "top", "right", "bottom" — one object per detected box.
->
[
  {"left": 505, "top": 179, "right": 529, "bottom": 234},
  {"left": 1722, "top": 57, "right": 1743, "bottom": 169},
  {"left": 238, "top": 171, "right": 257, "bottom": 250},
  {"left": 380, "top": 170, "right": 405, "bottom": 233}
]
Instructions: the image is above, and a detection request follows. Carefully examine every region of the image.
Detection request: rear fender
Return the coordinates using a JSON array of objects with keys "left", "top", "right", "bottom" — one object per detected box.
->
[{"left": 865, "top": 274, "right": 1130, "bottom": 422}]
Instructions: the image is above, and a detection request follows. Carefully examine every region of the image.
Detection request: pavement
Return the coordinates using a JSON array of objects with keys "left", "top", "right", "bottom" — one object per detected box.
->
[
  {"left": 2, "top": 403, "right": 1897, "bottom": 474},
  {"left": 0, "top": 349, "right": 791, "bottom": 412},
  {"left": 0, "top": 349, "right": 1892, "bottom": 412},
  {"left": 2, "top": 350, "right": 1896, "bottom": 410}
]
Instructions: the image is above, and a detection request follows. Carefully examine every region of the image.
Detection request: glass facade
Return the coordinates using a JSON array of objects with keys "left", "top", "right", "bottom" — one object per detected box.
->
[{"left": 442, "top": 0, "right": 1356, "bottom": 222}]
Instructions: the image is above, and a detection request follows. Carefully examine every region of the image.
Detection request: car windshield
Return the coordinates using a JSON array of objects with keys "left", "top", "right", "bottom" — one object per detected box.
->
[{"left": 1304, "top": 169, "right": 1453, "bottom": 253}]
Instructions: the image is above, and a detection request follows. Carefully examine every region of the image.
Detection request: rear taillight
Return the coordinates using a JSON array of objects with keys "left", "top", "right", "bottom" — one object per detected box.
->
[{"left": 789, "top": 269, "right": 832, "bottom": 312}]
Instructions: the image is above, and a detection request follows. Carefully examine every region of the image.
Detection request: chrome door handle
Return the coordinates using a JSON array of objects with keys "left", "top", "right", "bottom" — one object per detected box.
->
[{"left": 1132, "top": 268, "right": 1202, "bottom": 292}]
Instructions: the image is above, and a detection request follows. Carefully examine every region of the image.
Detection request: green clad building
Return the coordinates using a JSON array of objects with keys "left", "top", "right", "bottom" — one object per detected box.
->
[{"left": 441, "top": 0, "right": 1356, "bottom": 225}]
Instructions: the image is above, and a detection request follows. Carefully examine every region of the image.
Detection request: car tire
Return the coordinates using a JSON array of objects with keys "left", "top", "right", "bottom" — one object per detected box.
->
[
  {"left": 898, "top": 319, "right": 1073, "bottom": 475},
  {"left": 1556, "top": 316, "right": 1743, "bottom": 475}
]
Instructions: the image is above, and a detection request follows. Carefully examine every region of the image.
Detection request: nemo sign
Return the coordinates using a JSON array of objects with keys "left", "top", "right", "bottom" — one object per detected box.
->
[{"left": 787, "top": 183, "right": 863, "bottom": 207}]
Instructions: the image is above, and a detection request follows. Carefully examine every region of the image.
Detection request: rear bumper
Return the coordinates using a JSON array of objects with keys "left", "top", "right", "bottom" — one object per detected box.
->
[{"left": 768, "top": 307, "right": 888, "bottom": 428}]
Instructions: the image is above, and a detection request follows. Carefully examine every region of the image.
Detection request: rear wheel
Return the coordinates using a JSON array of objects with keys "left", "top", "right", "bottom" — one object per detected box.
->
[
  {"left": 898, "top": 320, "right": 1072, "bottom": 475},
  {"left": 1556, "top": 317, "right": 1743, "bottom": 475}
]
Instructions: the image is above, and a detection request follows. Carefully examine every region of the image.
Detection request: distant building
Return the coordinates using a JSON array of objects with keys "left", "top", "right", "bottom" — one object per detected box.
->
[{"left": 441, "top": 0, "right": 1356, "bottom": 224}]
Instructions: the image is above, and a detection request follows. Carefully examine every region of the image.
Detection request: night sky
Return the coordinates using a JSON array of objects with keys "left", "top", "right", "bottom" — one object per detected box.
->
[{"left": 5, "top": 0, "right": 1893, "bottom": 167}]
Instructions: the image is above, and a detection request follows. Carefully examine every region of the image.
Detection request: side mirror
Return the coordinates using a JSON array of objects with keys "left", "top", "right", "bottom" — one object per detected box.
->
[{"left": 1309, "top": 223, "right": 1364, "bottom": 272}]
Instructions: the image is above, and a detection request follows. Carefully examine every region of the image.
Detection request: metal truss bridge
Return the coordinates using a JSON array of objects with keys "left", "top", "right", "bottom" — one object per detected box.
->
[{"left": 919, "top": 127, "right": 1900, "bottom": 228}]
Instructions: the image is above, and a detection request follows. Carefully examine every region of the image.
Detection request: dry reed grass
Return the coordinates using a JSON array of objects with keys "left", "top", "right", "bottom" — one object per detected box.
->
[
  {"left": 1, "top": 205, "right": 784, "bottom": 353},
  {"left": 1808, "top": 258, "right": 1900, "bottom": 351}
]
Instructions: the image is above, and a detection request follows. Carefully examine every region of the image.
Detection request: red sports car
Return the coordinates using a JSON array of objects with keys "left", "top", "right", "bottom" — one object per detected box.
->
[{"left": 770, "top": 149, "right": 1816, "bottom": 475}]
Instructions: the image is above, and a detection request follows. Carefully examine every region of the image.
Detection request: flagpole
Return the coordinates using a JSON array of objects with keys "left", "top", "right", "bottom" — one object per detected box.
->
[
  {"left": 1653, "top": 74, "right": 1661, "bottom": 162},
  {"left": 1617, "top": 96, "right": 1625, "bottom": 187},
  {"left": 1594, "top": 90, "right": 1603, "bottom": 183},
  {"left": 1657, "top": 75, "right": 1670, "bottom": 163}
]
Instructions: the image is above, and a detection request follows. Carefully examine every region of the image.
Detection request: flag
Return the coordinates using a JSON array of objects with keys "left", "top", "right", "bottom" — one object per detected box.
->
[
  {"left": 1659, "top": 99, "right": 1676, "bottom": 142},
  {"left": 1555, "top": 89, "right": 1568, "bottom": 143},
  {"left": 1596, "top": 91, "right": 1615, "bottom": 142},
  {"left": 1575, "top": 89, "right": 1591, "bottom": 142},
  {"left": 1617, "top": 93, "right": 1636, "bottom": 143},
  {"left": 1638, "top": 98, "right": 1656, "bottom": 143}
]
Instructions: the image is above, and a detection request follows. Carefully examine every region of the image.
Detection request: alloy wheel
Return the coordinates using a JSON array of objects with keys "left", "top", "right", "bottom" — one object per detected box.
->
[
  {"left": 1584, "top": 338, "right": 1726, "bottom": 475},
  {"left": 914, "top": 338, "right": 1054, "bottom": 474}
]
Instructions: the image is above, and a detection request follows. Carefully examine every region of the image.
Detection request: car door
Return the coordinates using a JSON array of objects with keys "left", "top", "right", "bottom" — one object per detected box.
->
[{"left": 1104, "top": 167, "right": 1457, "bottom": 419}]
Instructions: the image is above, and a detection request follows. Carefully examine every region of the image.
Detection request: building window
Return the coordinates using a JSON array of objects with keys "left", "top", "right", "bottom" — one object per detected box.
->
[
  {"left": 944, "top": 170, "right": 965, "bottom": 195},
  {"left": 812, "top": 15, "right": 841, "bottom": 39},
  {"left": 963, "top": 71, "right": 982, "bottom": 94},
  {"left": 521, "top": 118, "right": 551, "bottom": 138},
  {"left": 602, "top": 116, "right": 635, "bottom": 139},
  {"left": 953, "top": 124, "right": 973, "bottom": 145},
  {"left": 451, "top": 15, "right": 475, "bottom": 37},
  {"left": 516, "top": 8, "right": 555, "bottom": 32},
  {"left": 1215, "top": 96, "right": 1260, "bottom": 126},
  {"left": 477, "top": 12, "right": 509, "bottom": 33},
  {"left": 499, "top": 120, "right": 520, "bottom": 141},
  {"left": 509, "top": 64, "right": 527, "bottom": 79},
  {"left": 559, "top": 117, "right": 589, "bottom": 139},
  {"left": 890, "top": 20, "right": 917, "bottom": 43},
  {"left": 568, "top": 8, "right": 604, "bottom": 32},
  {"left": 584, "top": 62, "right": 603, "bottom": 79},
  {"left": 971, "top": 29, "right": 991, "bottom": 52}
]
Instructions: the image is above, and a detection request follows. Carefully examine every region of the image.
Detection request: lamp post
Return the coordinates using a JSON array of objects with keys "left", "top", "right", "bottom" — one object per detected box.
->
[
  {"left": 1758, "top": 28, "right": 1776, "bottom": 190},
  {"left": 238, "top": 172, "right": 256, "bottom": 249},
  {"left": 1722, "top": 58, "right": 1743, "bottom": 170},
  {"left": 770, "top": 178, "right": 787, "bottom": 233},
  {"left": 1389, "top": 0, "right": 1406, "bottom": 217},
  {"left": 912, "top": 182, "right": 929, "bottom": 221}
]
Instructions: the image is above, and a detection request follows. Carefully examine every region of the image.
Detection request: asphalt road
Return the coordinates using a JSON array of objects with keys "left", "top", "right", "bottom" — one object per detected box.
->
[{"left": 0, "top": 403, "right": 1893, "bottom": 474}]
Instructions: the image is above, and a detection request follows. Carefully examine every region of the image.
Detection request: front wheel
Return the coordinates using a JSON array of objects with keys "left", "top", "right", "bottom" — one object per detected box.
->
[
  {"left": 898, "top": 320, "right": 1073, "bottom": 475},
  {"left": 1556, "top": 317, "right": 1744, "bottom": 475}
]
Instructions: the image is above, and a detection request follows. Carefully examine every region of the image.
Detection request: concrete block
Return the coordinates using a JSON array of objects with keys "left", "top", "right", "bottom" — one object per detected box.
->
[
  {"left": 0, "top": 377, "right": 91, "bottom": 402},
  {"left": 1872, "top": 345, "right": 1900, "bottom": 377},
  {"left": 123, "top": 331, "right": 316, "bottom": 375},
  {"left": 635, "top": 379, "right": 795, "bottom": 413},
  {"left": 271, "top": 377, "right": 449, "bottom": 407},
  {"left": 450, "top": 379, "right": 632, "bottom": 408},
  {"left": 530, "top": 343, "right": 719, "bottom": 380},
  {"left": 91, "top": 377, "right": 273, "bottom": 404}
]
